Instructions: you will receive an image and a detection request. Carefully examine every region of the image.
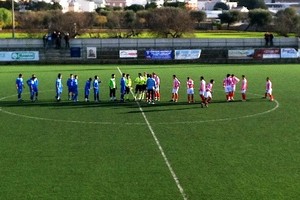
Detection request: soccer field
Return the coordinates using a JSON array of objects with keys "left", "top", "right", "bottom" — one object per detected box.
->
[{"left": 0, "top": 64, "right": 299, "bottom": 200}]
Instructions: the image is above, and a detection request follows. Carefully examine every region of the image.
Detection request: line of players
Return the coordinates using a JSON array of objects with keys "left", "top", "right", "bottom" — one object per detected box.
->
[
  {"left": 55, "top": 72, "right": 161, "bottom": 103},
  {"left": 187, "top": 74, "right": 247, "bottom": 107},
  {"left": 16, "top": 72, "right": 274, "bottom": 103},
  {"left": 16, "top": 73, "right": 39, "bottom": 102}
]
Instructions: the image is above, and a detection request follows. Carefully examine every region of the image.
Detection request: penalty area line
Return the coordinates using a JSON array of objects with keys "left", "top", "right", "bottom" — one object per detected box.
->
[{"left": 117, "top": 67, "right": 188, "bottom": 200}]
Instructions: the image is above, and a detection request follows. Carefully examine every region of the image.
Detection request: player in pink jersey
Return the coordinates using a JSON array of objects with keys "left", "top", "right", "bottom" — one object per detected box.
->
[
  {"left": 186, "top": 77, "right": 194, "bottom": 103},
  {"left": 241, "top": 75, "right": 247, "bottom": 101},
  {"left": 223, "top": 74, "right": 233, "bottom": 101},
  {"left": 153, "top": 72, "right": 161, "bottom": 101},
  {"left": 199, "top": 76, "right": 206, "bottom": 104},
  {"left": 202, "top": 79, "right": 214, "bottom": 108},
  {"left": 171, "top": 75, "right": 181, "bottom": 102},
  {"left": 231, "top": 74, "right": 240, "bottom": 100},
  {"left": 264, "top": 77, "right": 274, "bottom": 101}
]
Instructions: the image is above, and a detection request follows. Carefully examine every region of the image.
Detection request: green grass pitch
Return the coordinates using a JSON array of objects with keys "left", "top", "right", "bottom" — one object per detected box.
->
[{"left": 0, "top": 64, "right": 299, "bottom": 200}]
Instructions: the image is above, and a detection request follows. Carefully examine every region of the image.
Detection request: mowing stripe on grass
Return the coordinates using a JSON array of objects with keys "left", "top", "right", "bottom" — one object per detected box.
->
[{"left": 117, "top": 67, "right": 188, "bottom": 200}]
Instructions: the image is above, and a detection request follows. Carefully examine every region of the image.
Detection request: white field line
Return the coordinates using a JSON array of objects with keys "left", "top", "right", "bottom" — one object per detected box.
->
[{"left": 117, "top": 67, "right": 188, "bottom": 200}]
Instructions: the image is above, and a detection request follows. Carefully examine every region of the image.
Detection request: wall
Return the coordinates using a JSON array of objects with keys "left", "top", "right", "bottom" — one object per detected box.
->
[{"left": 0, "top": 38, "right": 299, "bottom": 64}]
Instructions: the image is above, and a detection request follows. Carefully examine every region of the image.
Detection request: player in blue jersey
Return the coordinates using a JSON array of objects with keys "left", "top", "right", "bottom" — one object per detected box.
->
[
  {"left": 31, "top": 74, "right": 39, "bottom": 102},
  {"left": 73, "top": 75, "right": 79, "bottom": 102},
  {"left": 84, "top": 77, "right": 92, "bottom": 102},
  {"left": 56, "top": 73, "right": 63, "bottom": 101},
  {"left": 66, "top": 74, "right": 74, "bottom": 100},
  {"left": 120, "top": 73, "right": 126, "bottom": 102},
  {"left": 93, "top": 75, "right": 101, "bottom": 102},
  {"left": 16, "top": 73, "right": 25, "bottom": 101},
  {"left": 146, "top": 74, "right": 156, "bottom": 104}
]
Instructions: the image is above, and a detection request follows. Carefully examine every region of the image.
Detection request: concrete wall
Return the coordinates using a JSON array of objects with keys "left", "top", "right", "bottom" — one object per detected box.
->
[
  {"left": 0, "top": 38, "right": 299, "bottom": 49},
  {"left": 0, "top": 38, "right": 299, "bottom": 64}
]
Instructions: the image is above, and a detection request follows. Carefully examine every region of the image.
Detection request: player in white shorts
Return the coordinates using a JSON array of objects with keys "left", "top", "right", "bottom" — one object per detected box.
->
[
  {"left": 231, "top": 74, "right": 240, "bottom": 100},
  {"left": 241, "top": 75, "right": 247, "bottom": 101},
  {"left": 199, "top": 76, "right": 206, "bottom": 104},
  {"left": 202, "top": 79, "right": 214, "bottom": 107},
  {"left": 223, "top": 74, "right": 233, "bottom": 101},
  {"left": 186, "top": 77, "right": 194, "bottom": 103},
  {"left": 171, "top": 75, "right": 181, "bottom": 102}
]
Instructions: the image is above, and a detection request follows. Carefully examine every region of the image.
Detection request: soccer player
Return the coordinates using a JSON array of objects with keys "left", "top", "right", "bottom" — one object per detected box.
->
[
  {"left": 31, "top": 74, "right": 39, "bottom": 102},
  {"left": 223, "top": 74, "right": 233, "bottom": 101},
  {"left": 84, "top": 77, "right": 93, "bottom": 102},
  {"left": 56, "top": 73, "right": 63, "bottom": 101},
  {"left": 153, "top": 72, "right": 160, "bottom": 101},
  {"left": 171, "top": 75, "right": 181, "bottom": 102},
  {"left": 109, "top": 74, "right": 117, "bottom": 101},
  {"left": 73, "top": 75, "right": 79, "bottom": 102},
  {"left": 264, "top": 77, "right": 274, "bottom": 101},
  {"left": 203, "top": 79, "right": 215, "bottom": 108},
  {"left": 93, "top": 75, "right": 101, "bottom": 102},
  {"left": 66, "top": 74, "right": 74, "bottom": 100},
  {"left": 141, "top": 72, "right": 147, "bottom": 101},
  {"left": 120, "top": 73, "right": 126, "bottom": 102},
  {"left": 134, "top": 73, "right": 143, "bottom": 101},
  {"left": 231, "top": 74, "right": 240, "bottom": 100},
  {"left": 16, "top": 73, "right": 25, "bottom": 101},
  {"left": 241, "top": 75, "right": 247, "bottom": 101},
  {"left": 125, "top": 74, "right": 132, "bottom": 101},
  {"left": 146, "top": 74, "right": 156, "bottom": 104},
  {"left": 186, "top": 77, "right": 194, "bottom": 103},
  {"left": 199, "top": 76, "right": 206, "bottom": 104}
]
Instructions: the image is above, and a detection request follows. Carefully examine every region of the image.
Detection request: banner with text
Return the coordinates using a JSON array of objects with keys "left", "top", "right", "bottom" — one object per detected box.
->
[
  {"left": 174, "top": 49, "right": 201, "bottom": 60},
  {"left": 280, "top": 48, "right": 298, "bottom": 58},
  {"left": 145, "top": 50, "right": 172, "bottom": 60},
  {"left": 253, "top": 49, "right": 280, "bottom": 59},
  {"left": 228, "top": 50, "right": 254, "bottom": 59},
  {"left": 0, "top": 51, "right": 39, "bottom": 61},
  {"left": 119, "top": 50, "right": 138, "bottom": 58}
]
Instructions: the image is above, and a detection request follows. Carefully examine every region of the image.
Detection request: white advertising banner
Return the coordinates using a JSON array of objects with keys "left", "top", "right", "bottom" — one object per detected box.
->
[
  {"left": 280, "top": 48, "right": 298, "bottom": 58},
  {"left": 174, "top": 49, "right": 201, "bottom": 60},
  {"left": 228, "top": 50, "right": 254, "bottom": 59},
  {"left": 87, "top": 47, "right": 97, "bottom": 59},
  {"left": 119, "top": 50, "right": 138, "bottom": 58},
  {"left": 0, "top": 51, "right": 39, "bottom": 61}
]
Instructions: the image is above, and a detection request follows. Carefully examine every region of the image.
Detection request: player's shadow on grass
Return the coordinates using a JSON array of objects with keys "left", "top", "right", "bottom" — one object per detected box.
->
[{"left": 0, "top": 97, "right": 264, "bottom": 109}]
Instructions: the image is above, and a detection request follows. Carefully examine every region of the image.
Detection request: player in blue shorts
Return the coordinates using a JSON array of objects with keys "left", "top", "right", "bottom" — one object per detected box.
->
[
  {"left": 16, "top": 73, "right": 24, "bottom": 101},
  {"left": 84, "top": 77, "right": 92, "bottom": 102},
  {"left": 73, "top": 75, "right": 79, "bottom": 102},
  {"left": 66, "top": 74, "right": 74, "bottom": 100},
  {"left": 93, "top": 75, "right": 101, "bottom": 102},
  {"left": 32, "top": 74, "right": 39, "bottom": 101}
]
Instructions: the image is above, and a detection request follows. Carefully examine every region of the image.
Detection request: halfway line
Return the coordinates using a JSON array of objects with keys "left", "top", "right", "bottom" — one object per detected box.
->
[{"left": 117, "top": 67, "right": 188, "bottom": 200}]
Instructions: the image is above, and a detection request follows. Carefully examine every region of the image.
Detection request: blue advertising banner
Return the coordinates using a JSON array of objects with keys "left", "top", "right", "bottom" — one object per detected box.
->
[
  {"left": 145, "top": 50, "right": 172, "bottom": 60},
  {"left": 280, "top": 48, "right": 298, "bottom": 58},
  {"left": 174, "top": 49, "right": 201, "bottom": 60}
]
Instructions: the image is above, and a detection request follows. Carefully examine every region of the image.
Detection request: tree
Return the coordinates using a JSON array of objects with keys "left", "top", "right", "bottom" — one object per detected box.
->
[
  {"left": 274, "top": 8, "right": 299, "bottom": 37},
  {"left": 125, "top": 4, "right": 144, "bottom": 12},
  {"left": 0, "top": 0, "right": 19, "bottom": 10},
  {"left": 0, "top": 8, "right": 12, "bottom": 29},
  {"left": 163, "top": 2, "right": 186, "bottom": 9},
  {"left": 213, "top": 2, "right": 229, "bottom": 10},
  {"left": 147, "top": 7, "right": 193, "bottom": 38},
  {"left": 189, "top": 11, "right": 206, "bottom": 28},
  {"left": 237, "top": 0, "right": 267, "bottom": 10},
  {"left": 145, "top": 2, "right": 157, "bottom": 10},
  {"left": 246, "top": 9, "right": 272, "bottom": 31},
  {"left": 218, "top": 10, "right": 241, "bottom": 29}
]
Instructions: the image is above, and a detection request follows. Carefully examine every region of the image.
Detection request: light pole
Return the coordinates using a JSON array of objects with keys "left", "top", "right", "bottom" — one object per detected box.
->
[{"left": 12, "top": 0, "right": 15, "bottom": 38}]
